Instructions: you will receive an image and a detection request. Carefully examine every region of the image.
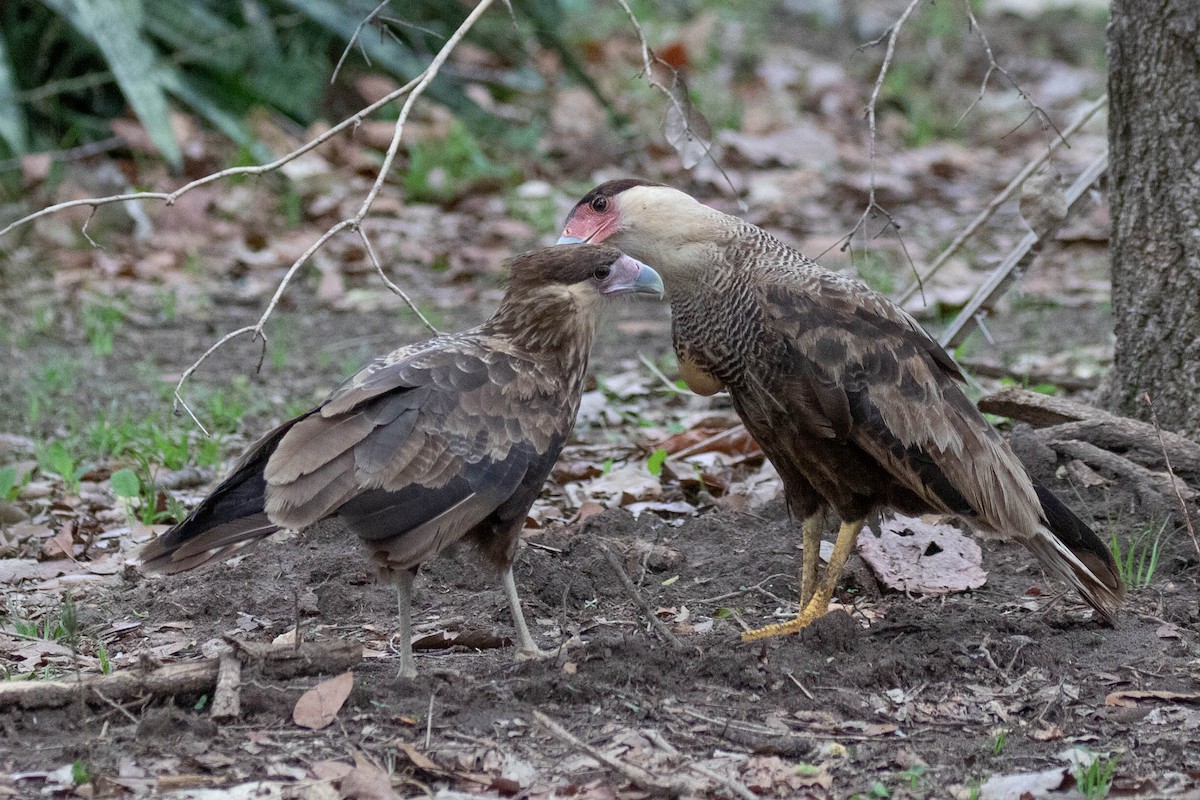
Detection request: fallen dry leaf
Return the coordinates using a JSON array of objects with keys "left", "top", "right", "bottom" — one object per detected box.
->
[
  {"left": 411, "top": 629, "right": 508, "bottom": 652},
  {"left": 978, "top": 766, "right": 1067, "bottom": 800},
  {"left": 1105, "top": 689, "right": 1200, "bottom": 708},
  {"left": 292, "top": 671, "right": 354, "bottom": 730},
  {"left": 339, "top": 753, "right": 401, "bottom": 800},
  {"left": 858, "top": 514, "right": 987, "bottom": 595},
  {"left": 396, "top": 742, "right": 442, "bottom": 773}
]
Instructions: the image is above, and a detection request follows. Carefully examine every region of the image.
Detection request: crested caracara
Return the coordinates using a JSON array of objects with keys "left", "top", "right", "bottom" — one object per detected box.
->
[
  {"left": 560, "top": 180, "right": 1123, "bottom": 640},
  {"left": 142, "top": 244, "right": 664, "bottom": 675}
]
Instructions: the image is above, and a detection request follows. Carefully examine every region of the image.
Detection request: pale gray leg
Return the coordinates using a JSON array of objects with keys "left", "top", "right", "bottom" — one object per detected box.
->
[
  {"left": 502, "top": 565, "right": 545, "bottom": 660},
  {"left": 394, "top": 569, "right": 417, "bottom": 679}
]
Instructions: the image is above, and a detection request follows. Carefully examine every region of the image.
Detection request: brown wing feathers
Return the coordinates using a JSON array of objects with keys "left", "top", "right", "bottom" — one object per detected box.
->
[
  {"left": 563, "top": 182, "right": 1124, "bottom": 622},
  {"left": 140, "top": 244, "right": 661, "bottom": 589}
]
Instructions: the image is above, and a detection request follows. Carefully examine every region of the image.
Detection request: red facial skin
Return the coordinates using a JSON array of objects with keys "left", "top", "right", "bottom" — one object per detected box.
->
[{"left": 560, "top": 197, "right": 620, "bottom": 244}]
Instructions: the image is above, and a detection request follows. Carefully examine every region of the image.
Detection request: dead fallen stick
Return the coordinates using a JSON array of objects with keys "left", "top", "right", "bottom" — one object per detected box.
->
[
  {"left": 1046, "top": 439, "right": 1196, "bottom": 503},
  {"left": 210, "top": 647, "right": 242, "bottom": 720},
  {"left": 641, "top": 728, "right": 757, "bottom": 800},
  {"left": 957, "top": 360, "right": 1100, "bottom": 392},
  {"left": 978, "top": 386, "right": 1111, "bottom": 428},
  {"left": 0, "top": 639, "right": 362, "bottom": 711},
  {"left": 601, "top": 546, "right": 686, "bottom": 652},
  {"left": 1041, "top": 419, "right": 1200, "bottom": 485},
  {"left": 531, "top": 710, "right": 683, "bottom": 797}
]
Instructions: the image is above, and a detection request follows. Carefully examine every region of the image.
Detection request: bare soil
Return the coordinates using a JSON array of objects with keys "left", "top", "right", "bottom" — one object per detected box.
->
[{"left": 2, "top": 294, "right": 1199, "bottom": 799}]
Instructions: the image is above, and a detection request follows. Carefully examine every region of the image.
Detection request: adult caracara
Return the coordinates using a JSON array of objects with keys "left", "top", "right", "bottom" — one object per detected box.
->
[
  {"left": 560, "top": 180, "right": 1123, "bottom": 640},
  {"left": 141, "top": 245, "right": 664, "bottom": 676}
]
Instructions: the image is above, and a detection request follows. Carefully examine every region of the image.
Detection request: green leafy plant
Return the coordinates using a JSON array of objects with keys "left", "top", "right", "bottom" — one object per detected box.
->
[
  {"left": 81, "top": 299, "right": 125, "bottom": 357},
  {"left": 38, "top": 441, "right": 87, "bottom": 493},
  {"left": 0, "top": 465, "right": 25, "bottom": 502},
  {"left": 70, "top": 760, "right": 91, "bottom": 786},
  {"left": 404, "top": 119, "right": 519, "bottom": 204},
  {"left": 5, "top": 593, "right": 78, "bottom": 645},
  {"left": 1109, "top": 520, "right": 1166, "bottom": 590},
  {"left": 96, "top": 642, "right": 113, "bottom": 675},
  {"left": 1073, "top": 750, "right": 1116, "bottom": 800},
  {"left": 992, "top": 728, "right": 1008, "bottom": 755},
  {"left": 646, "top": 448, "right": 669, "bottom": 477},
  {"left": 0, "top": 0, "right": 538, "bottom": 165},
  {"left": 897, "top": 764, "right": 926, "bottom": 790}
]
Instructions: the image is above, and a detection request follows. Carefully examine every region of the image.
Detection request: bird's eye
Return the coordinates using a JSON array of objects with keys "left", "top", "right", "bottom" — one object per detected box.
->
[
  {"left": 593, "top": 266, "right": 611, "bottom": 280},
  {"left": 590, "top": 196, "right": 609, "bottom": 213}
]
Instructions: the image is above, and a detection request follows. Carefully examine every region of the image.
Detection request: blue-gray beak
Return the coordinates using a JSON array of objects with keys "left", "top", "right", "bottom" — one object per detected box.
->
[
  {"left": 557, "top": 235, "right": 586, "bottom": 245},
  {"left": 600, "top": 254, "right": 664, "bottom": 298}
]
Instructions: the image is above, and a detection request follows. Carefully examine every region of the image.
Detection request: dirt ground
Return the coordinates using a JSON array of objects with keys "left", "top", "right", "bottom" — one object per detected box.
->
[
  {"left": 4, "top": 2, "right": 1200, "bottom": 798},
  {"left": 2, "top": 290, "right": 1199, "bottom": 799}
]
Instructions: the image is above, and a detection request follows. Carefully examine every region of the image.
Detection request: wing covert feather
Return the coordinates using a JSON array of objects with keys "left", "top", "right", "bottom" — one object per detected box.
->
[
  {"left": 752, "top": 274, "right": 1040, "bottom": 533},
  {"left": 262, "top": 337, "right": 574, "bottom": 557}
]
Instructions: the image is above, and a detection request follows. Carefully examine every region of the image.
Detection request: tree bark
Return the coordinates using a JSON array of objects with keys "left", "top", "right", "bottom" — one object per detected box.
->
[{"left": 1106, "top": 1, "right": 1200, "bottom": 440}]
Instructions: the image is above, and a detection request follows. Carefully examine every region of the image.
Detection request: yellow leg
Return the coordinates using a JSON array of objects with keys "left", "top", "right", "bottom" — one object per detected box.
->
[
  {"left": 799, "top": 513, "right": 825, "bottom": 608},
  {"left": 743, "top": 518, "right": 865, "bottom": 642}
]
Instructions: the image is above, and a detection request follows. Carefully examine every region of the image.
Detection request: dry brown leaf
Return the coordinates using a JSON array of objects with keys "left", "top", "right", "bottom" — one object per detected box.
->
[
  {"left": 292, "top": 671, "right": 354, "bottom": 730},
  {"left": 978, "top": 766, "right": 1067, "bottom": 800},
  {"left": 339, "top": 753, "right": 400, "bottom": 800},
  {"left": 858, "top": 514, "right": 987, "bottom": 595},
  {"left": 396, "top": 742, "right": 441, "bottom": 773},
  {"left": 41, "top": 527, "right": 76, "bottom": 560},
  {"left": 1105, "top": 689, "right": 1200, "bottom": 707},
  {"left": 411, "top": 629, "right": 508, "bottom": 652}
]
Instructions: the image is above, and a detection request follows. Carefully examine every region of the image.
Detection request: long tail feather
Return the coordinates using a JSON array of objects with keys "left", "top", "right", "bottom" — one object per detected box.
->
[
  {"left": 140, "top": 417, "right": 303, "bottom": 573},
  {"left": 1024, "top": 479, "right": 1125, "bottom": 623}
]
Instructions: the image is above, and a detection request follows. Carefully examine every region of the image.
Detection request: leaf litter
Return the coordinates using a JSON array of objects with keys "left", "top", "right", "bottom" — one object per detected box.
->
[{"left": 1, "top": 4, "right": 1197, "bottom": 798}]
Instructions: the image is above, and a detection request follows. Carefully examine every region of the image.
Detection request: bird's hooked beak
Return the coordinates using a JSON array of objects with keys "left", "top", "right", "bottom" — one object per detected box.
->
[{"left": 601, "top": 254, "right": 664, "bottom": 298}]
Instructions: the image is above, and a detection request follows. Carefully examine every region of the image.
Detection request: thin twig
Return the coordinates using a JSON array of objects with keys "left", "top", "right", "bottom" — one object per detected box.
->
[
  {"left": 531, "top": 710, "right": 682, "bottom": 796},
  {"left": 958, "top": 0, "right": 1065, "bottom": 144},
  {"left": 844, "top": 0, "right": 922, "bottom": 250},
  {"left": 332, "top": 0, "right": 392, "bottom": 84},
  {"left": 601, "top": 546, "right": 685, "bottom": 651},
  {"left": 897, "top": 94, "right": 1107, "bottom": 305},
  {"left": 90, "top": 687, "right": 141, "bottom": 725},
  {"left": 357, "top": 227, "right": 438, "bottom": 333},
  {"left": 667, "top": 424, "right": 754, "bottom": 463},
  {"left": 0, "top": 75, "right": 417, "bottom": 241},
  {"left": 611, "top": 0, "right": 741, "bottom": 204},
  {"left": 1142, "top": 393, "right": 1200, "bottom": 557},
  {"left": 638, "top": 353, "right": 693, "bottom": 396},
  {"left": 425, "top": 689, "right": 436, "bottom": 749}
]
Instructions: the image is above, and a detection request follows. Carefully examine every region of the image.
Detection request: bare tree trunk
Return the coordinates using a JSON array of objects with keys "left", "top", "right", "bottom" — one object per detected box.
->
[{"left": 1106, "top": 0, "right": 1200, "bottom": 440}]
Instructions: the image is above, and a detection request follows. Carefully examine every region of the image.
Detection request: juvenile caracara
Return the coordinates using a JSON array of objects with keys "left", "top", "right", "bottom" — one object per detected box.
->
[
  {"left": 560, "top": 180, "right": 1123, "bottom": 640},
  {"left": 142, "top": 245, "right": 664, "bottom": 675}
]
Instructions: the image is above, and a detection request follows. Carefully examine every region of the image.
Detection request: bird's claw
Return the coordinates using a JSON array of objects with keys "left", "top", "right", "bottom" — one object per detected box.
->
[
  {"left": 741, "top": 598, "right": 830, "bottom": 642},
  {"left": 513, "top": 636, "right": 584, "bottom": 664}
]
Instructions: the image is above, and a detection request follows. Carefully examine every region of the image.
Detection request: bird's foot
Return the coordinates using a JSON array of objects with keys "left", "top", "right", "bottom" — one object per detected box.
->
[
  {"left": 741, "top": 598, "right": 830, "bottom": 642},
  {"left": 513, "top": 636, "right": 584, "bottom": 664}
]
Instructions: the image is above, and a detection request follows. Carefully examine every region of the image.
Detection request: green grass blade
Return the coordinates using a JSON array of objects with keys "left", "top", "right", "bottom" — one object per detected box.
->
[
  {"left": 0, "top": 29, "right": 28, "bottom": 155},
  {"left": 39, "top": 0, "right": 181, "bottom": 168}
]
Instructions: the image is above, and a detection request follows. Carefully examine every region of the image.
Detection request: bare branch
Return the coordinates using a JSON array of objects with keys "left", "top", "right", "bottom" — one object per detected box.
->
[
  {"left": 896, "top": 94, "right": 1106, "bottom": 305},
  {"left": 849, "top": 0, "right": 922, "bottom": 247},
  {"left": 8, "top": 2, "right": 498, "bottom": 426},
  {"left": 0, "top": 73, "right": 421, "bottom": 240},
  {"left": 351, "top": 0, "right": 496, "bottom": 226},
  {"left": 331, "top": 0, "right": 391, "bottom": 84},
  {"left": 612, "top": 0, "right": 742, "bottom": 205},
  {"left": 959, "top": 1, "right": 1065, "bottom": 143},
  {"left": 1143, "top": 393, "right": 1200, "bottom": 557},
  {"left": 357, "top": 227, "right": 439, "bottom": 334}
]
